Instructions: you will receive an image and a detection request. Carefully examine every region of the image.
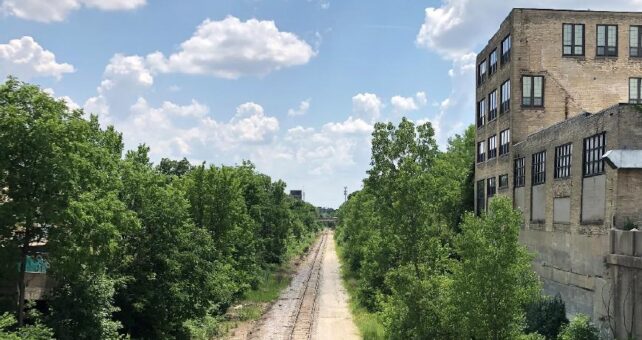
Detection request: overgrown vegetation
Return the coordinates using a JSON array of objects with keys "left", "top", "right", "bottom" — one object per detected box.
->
[
  {"left": 336, "top": 118, "right": 558, "bottom": 339},
  {"left": 0, "top": 78, "right": 322, "bottom": 339}
]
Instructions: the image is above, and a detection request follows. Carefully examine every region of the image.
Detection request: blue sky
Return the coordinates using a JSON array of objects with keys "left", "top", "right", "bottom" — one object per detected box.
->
[{"left": 2, "top": 0, "right": 642, "bottom": 207}]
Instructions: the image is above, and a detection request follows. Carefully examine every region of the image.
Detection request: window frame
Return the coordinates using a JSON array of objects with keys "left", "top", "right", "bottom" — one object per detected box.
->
[
  {"left": 514, "top": 157, "right": 526, "bottom": 188},
  {"left": 596, "top": 24, "right": 618, "bottom": 57},
  {"left": 629, "top": 77, "right": 642, "bottom": 104},
  {"left": 563, "top": 23, "right": 585, "bottom": 57},
  {"left": 499, "top": 174, "right": 509, "bottom": 189},
  {"left": 532, "top": 150, "right": 546, "bottom": 186},
  {"left": 488, "top": 90, "right": 498, "bottom": 121},
  {"left": 476, "top": 180, "right": 485, "bottom": 216},
  {"left": 630, "top": 25, "right": 642, "bottom": 57},
  {"left": 500, "top": 79, "right": 511, "bottom": 114},
  {"left": 554, "top": 143, "right": 573, "bottom": 179},
  {"left": 489, "top": 49, "right": 498, "bottom": 75},
  {"left": 522, "top": 75, "right": 545, "bottom": 108},
  {"left": 477, "top": 141, "right": 486, "bottom": 163},
  {"left": 477, "top": 98, "right": 486, "bottom": 127},
  {"left": 477, "top": 59, "right": 487, "bottom": 86},
  {"left": 487, "top": 177, "right": 497, "bottom": 198},
  {"left": 583, "top": 132, "right": 606, "bottom": 178},
  {"left": 488, "top": 135, "right": 497, "bottom": 160},
  {"left": 499, "top": 129, "right": 510, "bottom": 156},
  {"left": 501, "top": 34, "right": 511, "bottom": 64}
]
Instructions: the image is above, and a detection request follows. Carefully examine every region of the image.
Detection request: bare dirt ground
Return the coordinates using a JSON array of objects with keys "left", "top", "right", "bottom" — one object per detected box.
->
[
  {"left": 228, "top": 229, "right": 359, "bottom": 340},
  {"left": 311, "top": 231, "right": 360, "bottom": 340}
]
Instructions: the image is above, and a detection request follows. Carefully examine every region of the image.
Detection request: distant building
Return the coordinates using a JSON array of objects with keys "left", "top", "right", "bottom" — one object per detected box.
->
[
  {"left": 289, "top": 190, "right": 305, "bottom": 201},
  {"left": 476, "top": 8, "right": 642, "bottom": 338}
]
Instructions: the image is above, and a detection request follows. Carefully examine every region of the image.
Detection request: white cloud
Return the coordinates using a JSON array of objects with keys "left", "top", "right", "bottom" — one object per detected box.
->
[
  {"left": 352, "top": 92, "right": 383, "bottom": 121},
  {"left": 146, "top": 16, "right": 316, "bottom": 79},
  {"left": 44, "top": 88, "right": 80, "bottom": 110},
  {"left": 322, "top": 116, "right": 373, "bottom": 135},
  {"left": 390, "top": 91, "right": 428, "bottom": 114},
  {"left": 391, "top": 95, "right": 418, "bottom": 113},
  {"left": 0, "top": 36, "right": 74, "bottom": 80},
  {"left": 288, "top": 99, "right": 311, "bottom": 116},
  {"left": 229, "top": 102, "right": 280, "bottom": 143},
  {"left": 1, "top": 0, "right": 145, "bottom": 22},
  {"left": 83, "top": 54, "right": 154, "bottom": 123},
  {"left": 416, "top": 91, "right": 427, "bottom": 106}
]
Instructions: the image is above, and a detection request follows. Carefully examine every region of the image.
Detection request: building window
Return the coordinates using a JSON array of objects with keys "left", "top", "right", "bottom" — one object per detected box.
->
[
  {"left": 476, "top": 180, "right": 485, "bottom": 215},
  {"left": 630, "top": 26, "right": 642, "bottom": 57},
  {"left": 514, "top": 157, "right": 525, "bottom": 187},
  {"left": 501, "top": 35, "right": 511, "bottom": 64},
  {"left": 487, "top": 177, "right": 496, "bottom": 198},
  {"left": 630, "top": 78, "right": 642, "bottom": 103},
  {"left": 477, "top": 59, "right": 487, "bottom": 86},
  {"left": 583, "top": 132, "right": 606, "bottom": 177},
  {"left": 532, "top": 151, "right": 546, "bottom": 185},
  {"left": 499, "top": 129, "right": 510, "bottom": 155},
  {"left": 563, "top": 23, "right": 584, "bottom": 56},
  {"left": 522, "top": 75, "right": 544, "bottom": 107},
  {"left": 488, "top": 135, "right": 497, "bottom": 159},
  {"left": 477, "top": 141, "right": 486, "bottom": 163},
  {"left": 597, "top": 24, "right": 618, "bottom": 57},
  {"left": 488, "top": 90, "right": 498, "bottom": 121},
  {"left": 500, "top": 79, "right": 511, "bottom": 113},
  {"left": 554, "top": 143, "right": 572, "bottom": 179},
  {"left": 499, "top": 174, "right": 509, "bottom": 189},
  {"left": 477, "top": 99, "right": 486, "bottom": 127},
  {"left": 489, "top": 49, "right": 498, "bottom": 75}
]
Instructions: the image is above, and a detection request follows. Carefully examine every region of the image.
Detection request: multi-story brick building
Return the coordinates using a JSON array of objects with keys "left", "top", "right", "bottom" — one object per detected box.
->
[{"left": 475, "top": 8, "right": 642, "bottom": 338}]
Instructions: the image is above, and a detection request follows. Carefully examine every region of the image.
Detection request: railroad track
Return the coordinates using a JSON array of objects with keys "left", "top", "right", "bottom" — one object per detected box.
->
[
  {"left": 288, "top": 231, "right": 327, "bottom": 340},
  {"left": 246, "top": 231, "right": 328, "bottom": 340}
]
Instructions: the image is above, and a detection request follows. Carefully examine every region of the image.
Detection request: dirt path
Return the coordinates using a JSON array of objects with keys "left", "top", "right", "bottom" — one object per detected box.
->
[
  {"left": 236, "top": 229, "right": 359, "bottom": 340},
  {"left": 311, "top": 231, "right": 360, "bottom": 340}
]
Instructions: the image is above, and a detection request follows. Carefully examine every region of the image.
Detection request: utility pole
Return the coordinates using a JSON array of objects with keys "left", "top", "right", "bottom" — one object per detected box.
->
[{"left": 344, "top": 186, "right": 347, "bottom": 203}]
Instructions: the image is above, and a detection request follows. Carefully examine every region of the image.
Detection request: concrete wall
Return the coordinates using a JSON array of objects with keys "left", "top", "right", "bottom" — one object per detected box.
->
[{"left": 608, "top": 230, "right": 642, "bottom": 338}]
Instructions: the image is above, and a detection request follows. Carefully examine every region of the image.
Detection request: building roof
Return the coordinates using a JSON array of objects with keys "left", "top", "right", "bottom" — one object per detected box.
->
[{"left": 603, "top": 150, "right": 642, "bottom": 169}]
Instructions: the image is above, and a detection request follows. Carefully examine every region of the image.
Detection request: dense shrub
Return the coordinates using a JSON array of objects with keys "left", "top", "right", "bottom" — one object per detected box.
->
[
  {"left": 525, "top": 295, "right": 569, "bottom": 339},
  {"left": 558, "top": 314, "right": 599, "bottom": 340}
]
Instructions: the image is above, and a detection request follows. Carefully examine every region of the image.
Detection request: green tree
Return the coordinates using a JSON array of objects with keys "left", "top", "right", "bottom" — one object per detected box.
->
[
  {"left": 115, "top": 147, "right": 228, "bottom": 339},
  {"left": 0, "top": 78, "right": 130, "bottom": 333},
  {"left": 452, "top": 197, "right": 540, "bottom": 339}
]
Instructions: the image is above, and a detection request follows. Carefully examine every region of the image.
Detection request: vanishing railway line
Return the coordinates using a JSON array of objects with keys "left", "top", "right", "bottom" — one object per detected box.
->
[{"left": 247, "top": 231, "right": 328, "bottom": 340}]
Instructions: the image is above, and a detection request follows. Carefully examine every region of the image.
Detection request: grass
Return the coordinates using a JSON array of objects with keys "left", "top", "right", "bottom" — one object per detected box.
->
[{"left": 335, "top": 241, "right": 385, "bottom": 340}]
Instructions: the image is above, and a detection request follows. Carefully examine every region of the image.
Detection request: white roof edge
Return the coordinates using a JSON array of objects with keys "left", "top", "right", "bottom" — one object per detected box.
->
[{"left": 602, "top": 150, "right": 642, "bottom": 169}]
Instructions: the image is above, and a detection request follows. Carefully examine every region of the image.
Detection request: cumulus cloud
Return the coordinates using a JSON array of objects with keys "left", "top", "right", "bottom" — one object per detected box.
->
[
  {"left": 352, "top": 92, "right": 383, "bottom": 121},
  {"left": 146, "top": 16, "right": 316, "bottom": 79},
  {"left": 0, "top": 36, "right": 74, "bottom": 80},
  {"left": 83, "top": 54, "right": 154, "bottom": 123},
  {"left": 1, "top": 0, "right": 145, "bottom": 22},
  {"left": 390, "top": 91, "right": 427, "bottom": 114},
  {"left": 288, "top": 99, "right": 311, "bottom": 116},
  {"left": 322, "top": 116, "right": 373, "bottom": 135},
  {"left": 43, "top": 88, "right": 80, "bottom": 111}
]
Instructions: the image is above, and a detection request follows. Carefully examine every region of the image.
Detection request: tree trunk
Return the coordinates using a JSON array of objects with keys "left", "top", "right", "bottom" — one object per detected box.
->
[{"left": 17, "top": 236, "right": 28, "bottom": 327}]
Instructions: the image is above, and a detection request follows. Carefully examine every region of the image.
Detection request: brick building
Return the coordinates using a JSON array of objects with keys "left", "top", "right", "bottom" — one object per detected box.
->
[{"left": 475, "top": 8, "right": 642, "bottom": 338}]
